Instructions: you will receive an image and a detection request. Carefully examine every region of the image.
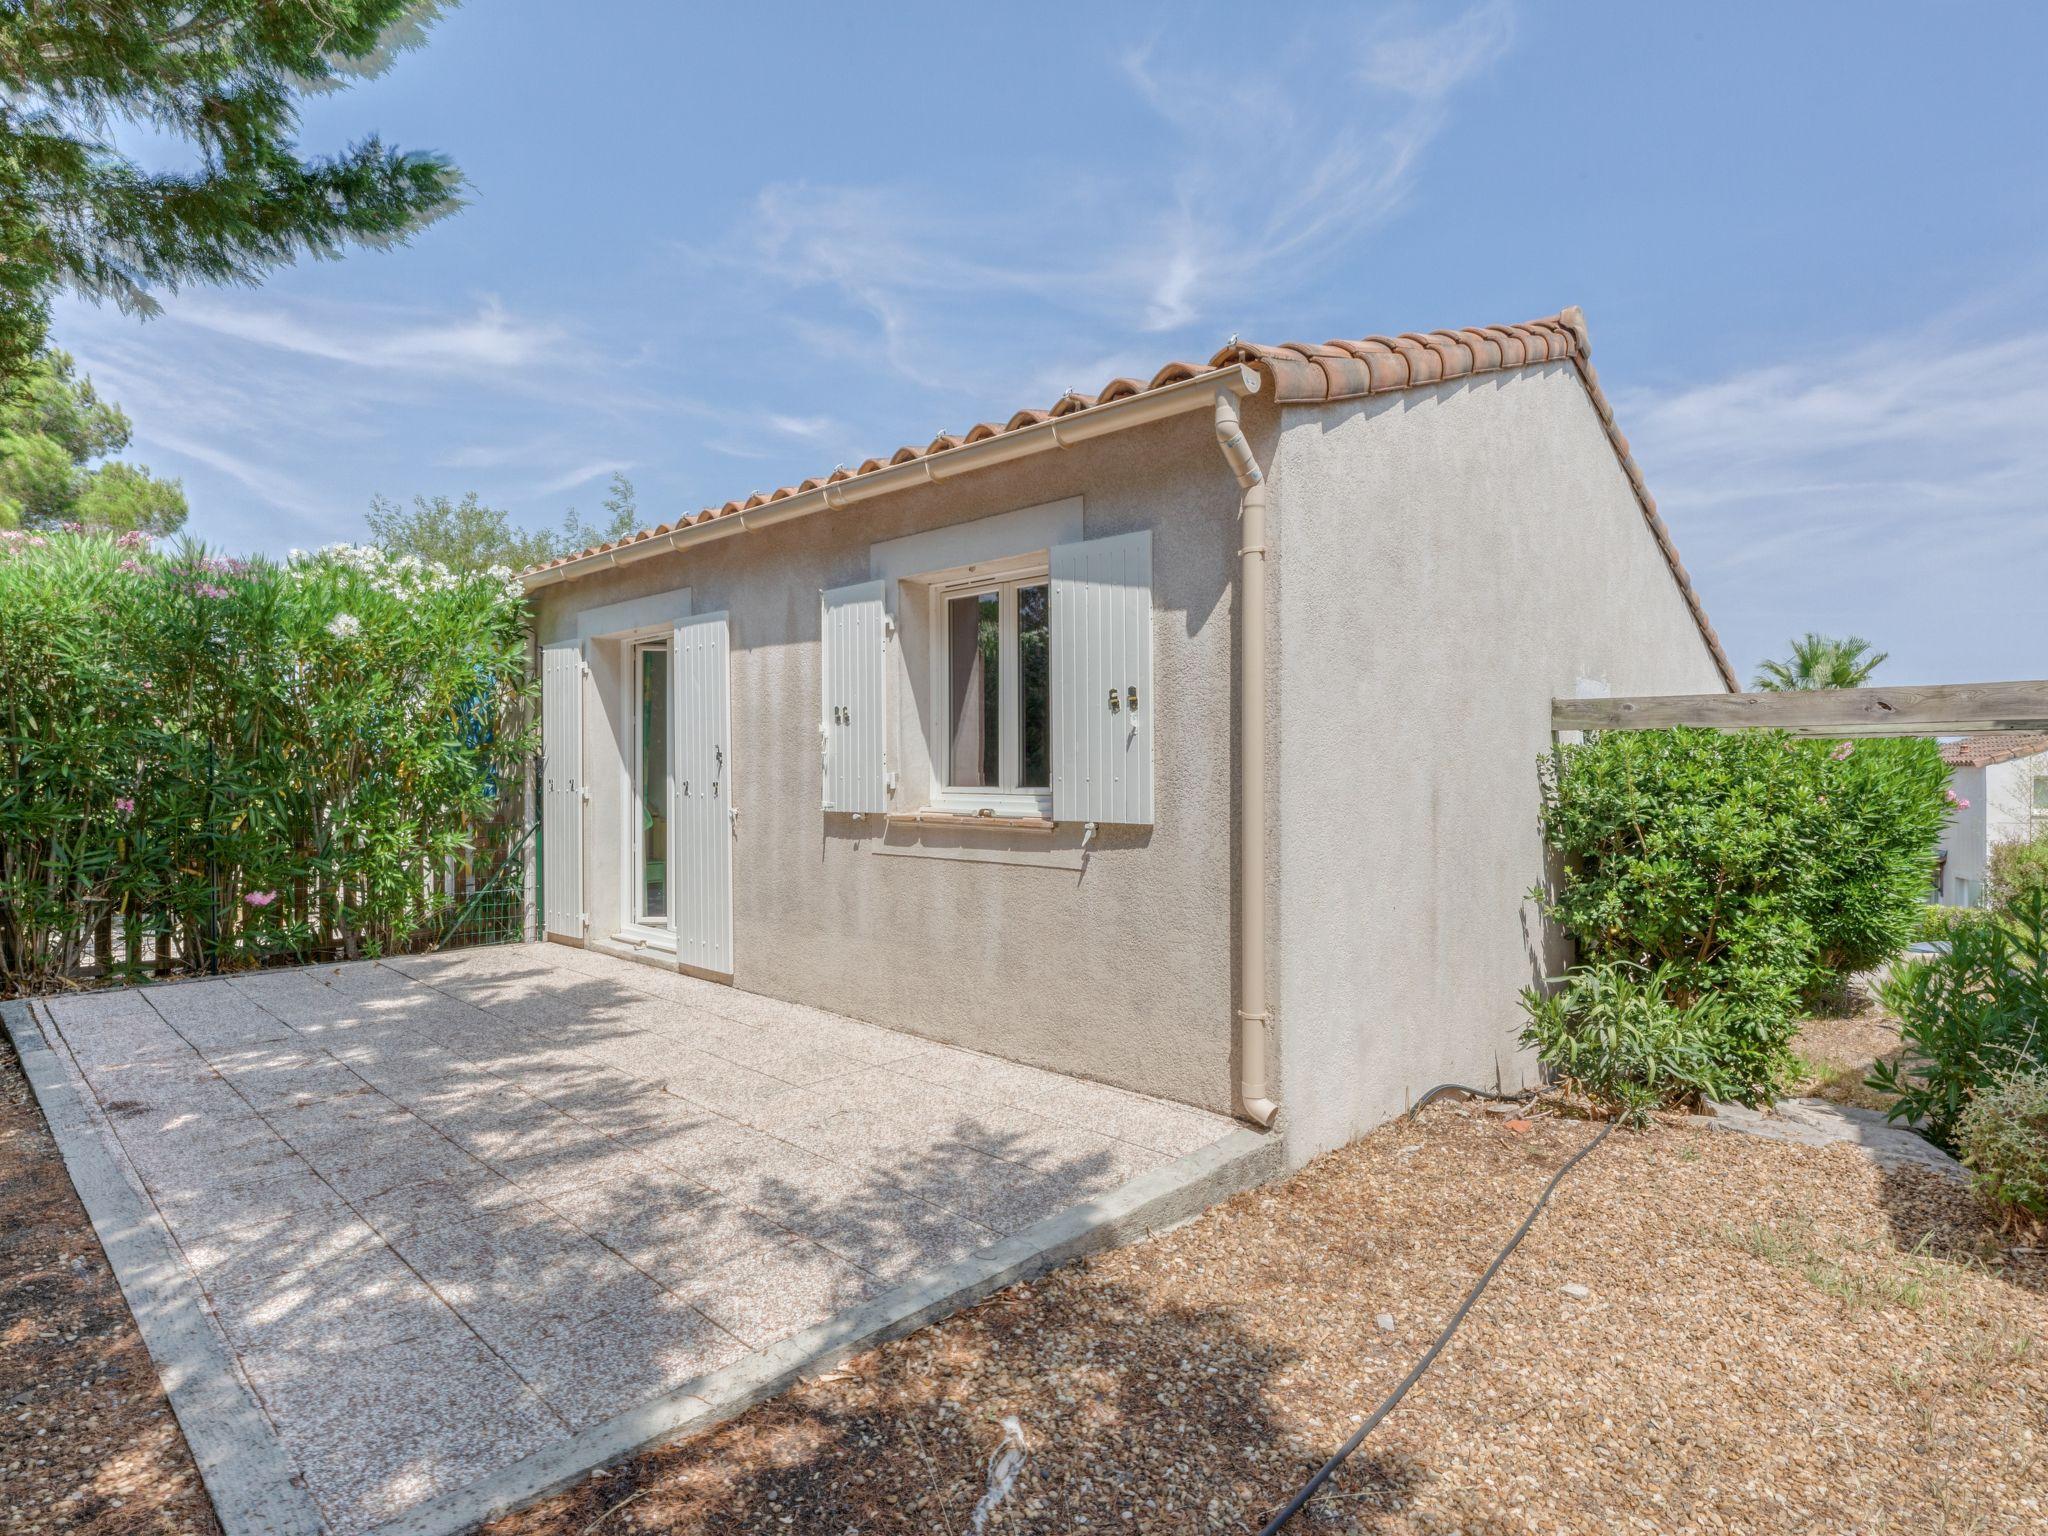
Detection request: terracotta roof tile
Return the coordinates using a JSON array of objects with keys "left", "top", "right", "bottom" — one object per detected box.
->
[
  {"left": 1940, "top": 733, "right": 2048, "bottom": 769},
  {"left": 522, "top": 305, "right": 1733, "bottom": 689}
]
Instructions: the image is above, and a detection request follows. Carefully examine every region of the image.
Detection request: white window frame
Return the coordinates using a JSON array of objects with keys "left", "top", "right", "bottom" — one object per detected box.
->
[
  {"left": 928, "top": 564, "right": 1053, "bottom": 818},
  {"left": 625, "top": 634, "right": 674, "bottom": 942}
]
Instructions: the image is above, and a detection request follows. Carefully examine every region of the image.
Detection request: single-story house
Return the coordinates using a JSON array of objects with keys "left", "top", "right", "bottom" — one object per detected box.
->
[
  {"left": 520, "top": 306, "right": 1734, "bottom": 1164},
  {"left": 1933, "top": 733, "right": 2048, "bottom": 906}
]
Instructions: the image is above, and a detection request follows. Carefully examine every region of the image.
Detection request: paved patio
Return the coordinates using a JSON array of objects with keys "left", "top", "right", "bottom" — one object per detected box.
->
[{"left": 26, "top": 945, "right": 1243, "bottom": 1535}]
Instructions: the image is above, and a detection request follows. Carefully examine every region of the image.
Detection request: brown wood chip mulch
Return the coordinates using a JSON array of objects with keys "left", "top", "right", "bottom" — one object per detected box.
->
[
  {"left": 6, "top": 1032, "right": 2045, "bottom": 1535},
  {"left": 1, "top": 1038, "right": 221, "bottom": 1536}
]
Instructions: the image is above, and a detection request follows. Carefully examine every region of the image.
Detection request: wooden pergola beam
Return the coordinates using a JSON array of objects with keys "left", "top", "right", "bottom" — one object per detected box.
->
[{"left": 1552, "top": 680, "right": 2048, "bottom": 738}]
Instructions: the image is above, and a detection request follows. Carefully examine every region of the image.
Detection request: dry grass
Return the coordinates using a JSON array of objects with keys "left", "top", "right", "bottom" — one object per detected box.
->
[{"left": 1792, "top": 999, "right": 1907, "bottom": 1114}]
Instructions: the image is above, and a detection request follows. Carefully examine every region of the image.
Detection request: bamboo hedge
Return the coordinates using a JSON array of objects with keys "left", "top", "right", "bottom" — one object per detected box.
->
[{"left": 0, "top": 529, "right": 533, "bottom": 995}]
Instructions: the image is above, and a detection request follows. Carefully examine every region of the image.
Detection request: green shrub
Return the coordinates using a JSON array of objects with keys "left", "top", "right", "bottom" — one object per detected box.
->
[
  {"left": 1871, "top": 892, "right": 2048, "bottom": 1150},
  {"left": 1537, "top": 728, "right": 1951, "bottom": 1096},
  {"left": 0, "top": 531, "right": 531, "bottom": 993},
  {"left": 1955, "top": 1065, "right": 2048, "bottom": 1235},
  {"left": 1518, "top": 960, "right": 1747, "bottom": 1122},
  {"left": 1918, "top": 903, "right": 1983, "bottom": 943},
  {"left": 1990, "top": 836, "right": 2048, "bottom": 913}
]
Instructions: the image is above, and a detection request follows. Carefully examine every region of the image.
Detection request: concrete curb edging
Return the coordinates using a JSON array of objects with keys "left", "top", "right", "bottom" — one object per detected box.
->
[
  {"left": 2, "top": 998, "right": 326, "bottom": 1536},
  {"left": 367, "top": 1125, "right": 1283, "bottom": 1536}
]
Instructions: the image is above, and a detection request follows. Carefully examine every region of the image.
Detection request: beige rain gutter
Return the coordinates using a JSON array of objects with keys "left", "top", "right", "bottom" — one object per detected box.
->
[
  {"left": 1213, "top": 392, "right": 1280, "bottom": 1129},
  {"left": 522, "top": 366, "right": 1262, "bottom": 592}
]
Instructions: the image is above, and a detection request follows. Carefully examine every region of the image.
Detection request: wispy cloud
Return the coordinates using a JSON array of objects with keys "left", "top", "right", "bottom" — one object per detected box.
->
[
  {"left": 535, "top": 458, "right": 633, "bottom": 495},
  {"left": 167, "top": 294, "right": 574, "bottom": 378},
  {"left": 695, "top": 2, "right": 1517, "bottom": 401},
  {"left": 1623, "top": 302, "right": 2048, "bottom": 680}
]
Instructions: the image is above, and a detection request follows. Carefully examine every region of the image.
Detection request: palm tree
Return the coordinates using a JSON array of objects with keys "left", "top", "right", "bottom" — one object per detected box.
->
[{"left": 1752, "top": 633, "right": 1889, "bottom": 691}]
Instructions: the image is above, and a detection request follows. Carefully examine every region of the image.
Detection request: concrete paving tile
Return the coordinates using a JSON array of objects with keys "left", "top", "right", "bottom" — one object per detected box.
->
[
  {"left": 180, "top": 1206, "right": 388, "bottom": 1295},
  {"left": 45, "top": 989, "right": 161, "bottom": 1031},
  {"left": 241, "top": 1329, "right": 562, "bottom": 1536},
  {"left": 390, "top": 1206, "right": 668, "bottom": 1338},
  {"left": 481, "top": 1293, "right": 748, "bottom": 1431},
  {"left": 664, "top": 1052, "right": 834, "bottom": 1122},
  {"left": 438, "top": 1098, "right": 613, "bottom": 1168},
  {"left": 210, "top": 1047, "right": 369, "bottom": 1112},
  {"left": 117, "top": 1119, "right": 303, "bottom": 1187},
  {"left": 206, "top": 1243, "right": 462, "bottom": 1356},
  {"left": 923, "top": 1100, "right": 1156, "bottom": 1185},
  {"left": 909, "top": 1045, "right": 1071, "bottom": 1106},
  {"left": 542, "top": 1172, "right": 788, "bottom": 1289},
  {"left": 674, "top": 1233, "right": 876, "bottom": 1349},
  {"left": 487, "top": 1140, "right": 661, "bottom": 1200},
  {"left": 1017, "top": 1075, "right": 1236, "bottom": 1156},
  {"left": 74, "top": 1054, "right": 231, "bottom": 1113},
  {"left": 300, "top": 1132, "right": 498, "bottom": 1204},
  {"left": 919, "top": 1161, "right": 1124, "bottom": 1236},
  {"left": 728, "top": 1083, "right": 844, "bottom": 1137},
  {"left": 264, "top": 1089, "right": 420, "bottom": 1152},
  {"left": 633, "top": 1115, "right": 804, "bottom": 1193},
  {"left": 542, "top": 1072, "right": 710, "bottom": 1145},
  {"left": 145, "top": 1160, "right": 350, "bottom": 1239},
  {"left": 796, "top": 1189, "right": 998, "bottom": 1283},
  {"left": 821, "top": 1066, "right": 1005, "bottom": 1129},
  {"left": 356, "top": 1169, "right": 538, "bottom": 1241}
]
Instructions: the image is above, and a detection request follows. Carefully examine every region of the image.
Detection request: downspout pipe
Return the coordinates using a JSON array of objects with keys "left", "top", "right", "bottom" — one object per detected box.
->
[{"left": 1215, "top": 391, "right": 1280, "bottom": 1129}]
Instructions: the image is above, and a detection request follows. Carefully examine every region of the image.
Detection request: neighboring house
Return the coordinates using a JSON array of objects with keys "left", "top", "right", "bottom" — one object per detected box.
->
[
  {"left": 520, "top": 307, "right": 1733, "bottom": 1164},
  {"left": 1934, "top": 733, "right": 2048, "bottom": 906}
]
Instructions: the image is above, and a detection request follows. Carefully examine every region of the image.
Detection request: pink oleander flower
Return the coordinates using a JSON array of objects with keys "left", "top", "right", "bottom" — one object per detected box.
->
[
  {"left": 194, "top": 582, "right": 230, "bottom": 599},
  {"left": 119, "top": 559, "right": 145, "bottom": 573},
  {"left": 245, "top": 890, "right": 279, "bottom": 908},
  {"left": 1829, "top": 741, "right": 1855, "bottom": 760},
  {"left": 116, "top": 530, "right": 150, "bottom": 550},
  {"left": 1946, "top": 789, "right": 1970, "bottom": 810},
  {"left": 115, "top": 797, "right": 135, "bottom": 814}
]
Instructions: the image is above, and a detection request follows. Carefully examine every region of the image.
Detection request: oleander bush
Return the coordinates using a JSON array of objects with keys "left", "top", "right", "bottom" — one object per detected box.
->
[
  {"left": 1536, "top": 727, "right": 1952, "bottom": 1102},
  {"left": 0, "top": 529, "right": 532, "bottom": 994},
  {"left": 1990, "top": 835, "right": 2048, "bottom": 913},
  {"left": 1872, "top": 891, "right": 2048, "bottom": 1151},
  {"left": 1954, "top": 1064, "right": 2048, "bottom": 1235},
  {"left": 1518, "top": 960, "right": 1744, "bottom": 1125}
]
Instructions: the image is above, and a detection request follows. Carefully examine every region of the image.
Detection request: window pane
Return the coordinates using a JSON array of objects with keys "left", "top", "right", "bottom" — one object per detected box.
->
[
  {"left": 948, "top": 591, "right": 1000, "bottom": 787},
  {"left": 1017, "top": 581, "right": 1050, "bottom": 789},
  {"left": 2034, "top": 776, "right": 2048, "bottom": 811},
  {"left": 640, "top": 646, "right": 668, "bottom": 921}
]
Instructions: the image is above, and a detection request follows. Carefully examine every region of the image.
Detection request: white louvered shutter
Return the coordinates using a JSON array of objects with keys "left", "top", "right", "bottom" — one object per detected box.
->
[
  {"left": 672, "top": 612, "right": 732, "bottom": 974},
  {"left": 1051, "top": 530, "right": 1153, "bottom": 825},
  {"left": 821, "top": 580, "right": 888, "bottom": 813},
  {"left": 539, "top": 643, "right": 585, "bottom": 937}
]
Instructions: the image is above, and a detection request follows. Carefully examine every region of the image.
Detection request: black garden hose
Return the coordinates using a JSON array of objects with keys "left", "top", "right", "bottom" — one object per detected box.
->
[{"left": 1253, "top": 1089, "right": 1616, "bottom": 1536}]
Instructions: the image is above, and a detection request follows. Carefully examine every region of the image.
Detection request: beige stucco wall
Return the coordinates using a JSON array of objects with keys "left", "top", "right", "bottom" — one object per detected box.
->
[
  {"left": 533, "top": 404, "right": 1272, "bottom": 1113},
  {"left": 1268, "top": 361, "right": 1729, "bottom": 1161}
]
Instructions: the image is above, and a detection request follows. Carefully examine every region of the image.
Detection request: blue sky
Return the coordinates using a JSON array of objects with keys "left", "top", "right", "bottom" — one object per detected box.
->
[{"left": 51, "top": 1, "right": 2048, "bottom": 686}]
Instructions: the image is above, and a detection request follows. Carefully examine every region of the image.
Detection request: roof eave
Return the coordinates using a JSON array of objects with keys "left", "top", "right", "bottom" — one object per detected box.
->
[{"left": 522, "top": 364, "right": 1263, "bottom": 593}]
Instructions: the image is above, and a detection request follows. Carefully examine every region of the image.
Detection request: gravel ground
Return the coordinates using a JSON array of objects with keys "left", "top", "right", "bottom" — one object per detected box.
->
[
  {"left": 1793, "top": 1008, "right": 1907, "bottom": 1114},
  {"left": 1, "top": 1038, "right": 222, "bottom": 1536},
  {"left": 8, "top": 1024, "right": 2044, "bottom": 1535}
]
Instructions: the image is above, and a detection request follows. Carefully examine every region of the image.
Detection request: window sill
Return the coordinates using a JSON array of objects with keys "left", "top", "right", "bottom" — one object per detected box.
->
[
  {"left": 886, "top": 810, "right": 1055, "bottom": 834},
  {"left": 611, "top": 926, "right": 676, "bottom": 954}
]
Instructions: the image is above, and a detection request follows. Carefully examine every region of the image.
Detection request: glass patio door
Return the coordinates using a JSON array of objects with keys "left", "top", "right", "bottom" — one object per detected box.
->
[{"left": 634, "top": 639, "right": 670, "bottom": 927}]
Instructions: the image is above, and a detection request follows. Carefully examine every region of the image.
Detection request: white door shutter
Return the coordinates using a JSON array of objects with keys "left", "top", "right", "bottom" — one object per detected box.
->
[
  {"left": 539, "top": 643, "right": 584, "bottom": 938},
  {"left": 1051, "top": 530, "right": 1153, "bottom": 825},
  {"left": 672, "top": 612, "right": 733, "bottom": 975},
  {"left": 821, "top": 580, "right": 888, "bottom": 814}
]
